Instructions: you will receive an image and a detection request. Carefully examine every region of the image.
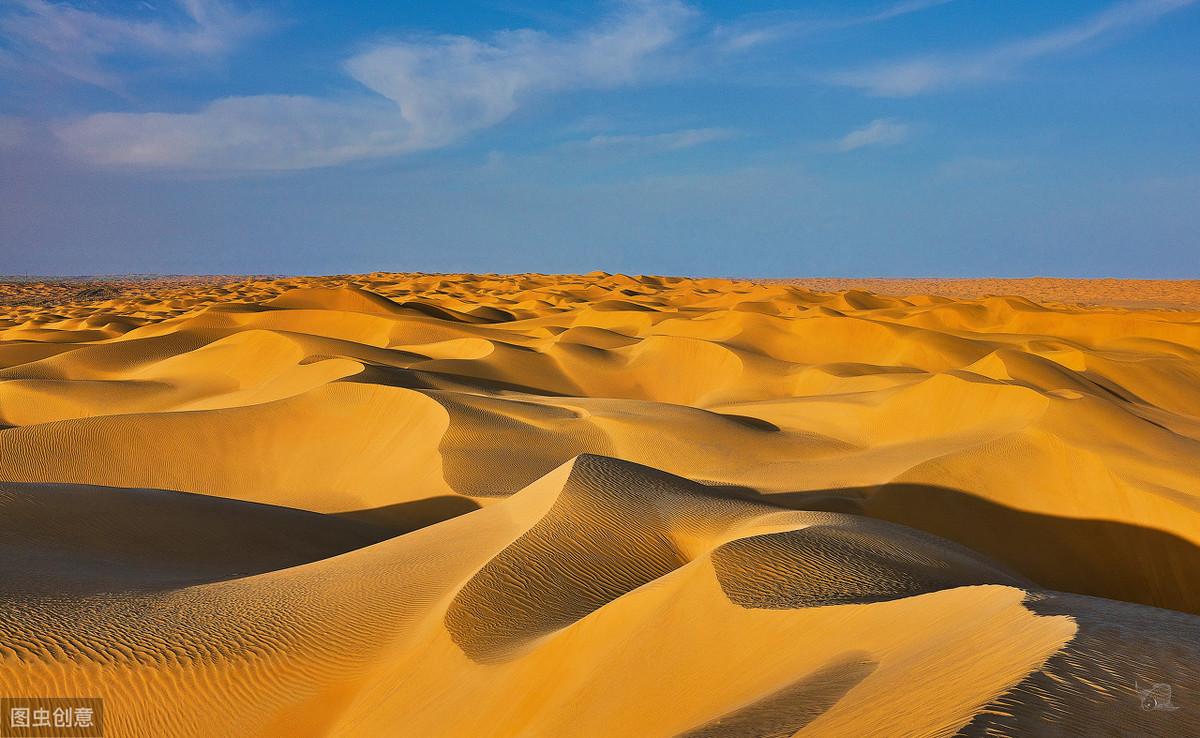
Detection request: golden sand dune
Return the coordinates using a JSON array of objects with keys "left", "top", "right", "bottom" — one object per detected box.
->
[
  {"left": 765, "top": 277, "right": 1200, "bottom": 311},
  {"left": 1, "top": 272, "right": 1198, "bottom": 737}
]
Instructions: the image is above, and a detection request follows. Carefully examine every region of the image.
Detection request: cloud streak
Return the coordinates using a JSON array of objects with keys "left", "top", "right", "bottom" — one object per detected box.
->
[
  {"left": 0, "top": 0, "right": 272, "bottom": 89},
  {"left": 836, "top": 119, "right": 910, "bottom": 151},
  {"left": 714, "top": 0, "right": 957, "bottom": 53},
  {"left": 41, "top": 0, "right": 1195, "bottom": 171},
  {"left": 56, "top": 0, "right": 696, "bottom": 170},
  {"left": 828, "top": 0, "right": 1198, "bottom": 96},
  {"left": 581, "top": 127, "right": 734, "bottom": 151}
]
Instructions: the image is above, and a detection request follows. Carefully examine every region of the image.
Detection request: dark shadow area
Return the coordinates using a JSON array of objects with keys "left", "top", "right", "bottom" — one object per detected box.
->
[
  {"left": 741, "top": 483, "right": 1200, "bottom": 616},
  {"left": 677, "top": 652, "right": 877, "bottom": 738},
  {"left": 0, "top": 482, "right": 398, "bottom": 597},
  {"left": 589, "top": 299, "right": 659, "bottom": 312},
  {"left": 344, "top": 361, "right": 573, "bottom": 398},
  {"left": 711, "top": 525, "right": 1023, "bottom": 609},
  {"left": 392, "top": 300, "right": 493, "bottom": 323},
  {"left": 339, "top": 363, "right": 438, "bottom": 390},
  {"left": 713, "top": 413, "right": 781, "bottom": 432},
  {"left": 958, "top": 591, "right": 1200, "bottom": 736},
  {"left": 333, "top": 495, "right": 480, "bottom": 535},
  {"left": 467, "top": 305, "right": 516, "bottom": 322}
]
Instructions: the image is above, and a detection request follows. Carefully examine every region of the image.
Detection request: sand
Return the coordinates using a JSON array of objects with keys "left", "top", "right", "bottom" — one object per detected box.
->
[
  {"left": 761, "top": 277, "right": 1200, "bottom": 311},
  {"left": 1, "top": 272, "right": 1197, "bottom": 737}
]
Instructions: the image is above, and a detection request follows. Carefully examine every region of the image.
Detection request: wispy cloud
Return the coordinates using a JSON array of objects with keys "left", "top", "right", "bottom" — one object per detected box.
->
[
  {"left": 56, "top": 95, "right": 416, "bottom": 170},
  {"left": 828, "top": 0, "right": 1198, "bottom": 96},
  {"left": 714, "top": 0, "right": 957, "bottom": 53},
  {"left": 41, "top": 0, "right": 1194, "bottom": 172},
  {"left": 0, "top": 0, "right": 272, "bottom": 89},
  {"left": 836, "top": 119, "right": 910, "bottom": 151},
  {"left": 475, "top": 126, "right": 736, "bottom": 179},
  {"left": 581, "top": 127, "right": 734, "bottom": 151},
  {"left": 56, "top": 0, "right": 697, "bottom": 170}
]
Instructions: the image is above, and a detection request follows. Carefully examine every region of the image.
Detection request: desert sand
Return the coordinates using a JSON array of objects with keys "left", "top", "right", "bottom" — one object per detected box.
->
[
  {"left": 763, "top": 277, "right": 1200, "bottom": 311},
  {"left": 1, "top": 272, "right": 1198, "bottom": 737}
]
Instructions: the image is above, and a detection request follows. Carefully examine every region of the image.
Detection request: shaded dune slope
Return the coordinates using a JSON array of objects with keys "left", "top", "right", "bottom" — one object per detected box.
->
[{"left": 0, "top": 481, "right": 396, "bottom": 596}]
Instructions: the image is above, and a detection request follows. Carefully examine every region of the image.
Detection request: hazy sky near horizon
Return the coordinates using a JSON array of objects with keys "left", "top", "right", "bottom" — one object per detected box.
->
[{"left": 1, "top": 0, "right": 1198, "bottom": 277}]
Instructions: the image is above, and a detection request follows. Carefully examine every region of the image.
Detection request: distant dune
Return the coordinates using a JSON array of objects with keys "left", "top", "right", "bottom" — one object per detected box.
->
[
  {"left": 761, "top": 277, "right": 1200, "bottom": 311},
  {"left": 1, "top": 272, "right": 1197, "bottom": 737}
]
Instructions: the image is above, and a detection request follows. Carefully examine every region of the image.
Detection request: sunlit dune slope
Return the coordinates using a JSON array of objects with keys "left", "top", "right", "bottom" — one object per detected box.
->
[{"left": 2, "top": 272, "right": 1198, "bottom": 737}]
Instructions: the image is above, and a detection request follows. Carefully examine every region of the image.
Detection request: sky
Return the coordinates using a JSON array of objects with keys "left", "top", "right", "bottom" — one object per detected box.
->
[{"left": 0, "top": 0, "right": 1197, "bottom": 277}]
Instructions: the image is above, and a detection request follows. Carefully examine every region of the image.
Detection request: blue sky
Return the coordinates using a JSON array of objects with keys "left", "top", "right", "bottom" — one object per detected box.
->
[{"left": 1, "top": 0, "right": 1197, "bottom": 277}]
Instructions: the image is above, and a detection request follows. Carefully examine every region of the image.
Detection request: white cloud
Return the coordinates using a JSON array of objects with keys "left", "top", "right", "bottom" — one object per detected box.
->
[
  {"left": 55, "top": 0, "right": 697, "bottom": 170},
  {"left": 714, "top": 0, "right": 957, "bottom": 53},
  {"left": 42, "top": 0, "right": 1194, "bottom": 171},
  {"left": 56, "top": 96, "right": 414, "bottom": 170},
  {"left": 836, "top": 119, "right": 910, "bottom": 151},
  {"left": 0, "top": 0, "right": 272, "bottom": 89},
  {"left": 828, "top": 0, "right": 1198, "bottom": 96}
]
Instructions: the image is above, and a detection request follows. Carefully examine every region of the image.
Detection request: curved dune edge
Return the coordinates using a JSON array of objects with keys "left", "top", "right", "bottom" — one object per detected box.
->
[
  {"left": 1, "top": 456, "right": 1197, "bottom": 737},
  {"left": 2, "top": 272, "right": 1199, "bottom": 736},
  {"left": 0, "top": 456, "right": 1073, "bottom": 738}
]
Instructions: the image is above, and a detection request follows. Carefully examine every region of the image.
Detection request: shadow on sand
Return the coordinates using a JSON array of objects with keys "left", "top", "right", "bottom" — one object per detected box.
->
[
  {"left": 334, "top": 494, "right": 481, "bottom": 535},
  {"left": 737, "top": 482, "right": 1200, "bottom": 616}
]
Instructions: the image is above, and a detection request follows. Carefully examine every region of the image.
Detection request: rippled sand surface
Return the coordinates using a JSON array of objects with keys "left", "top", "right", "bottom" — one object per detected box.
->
[{"left": 1, "top": 272, "right": 1197, "bottom": 737}]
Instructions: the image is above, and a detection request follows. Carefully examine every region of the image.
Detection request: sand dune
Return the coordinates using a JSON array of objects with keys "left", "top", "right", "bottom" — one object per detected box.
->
[
  {"left": 764, "top": 277, "right": 1200, "bottom": 311},
  {"left": 1, "top": 272, "right": 1198, "bottom": 736}
]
